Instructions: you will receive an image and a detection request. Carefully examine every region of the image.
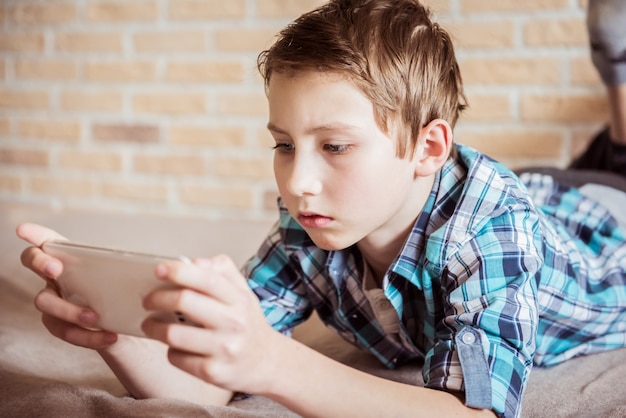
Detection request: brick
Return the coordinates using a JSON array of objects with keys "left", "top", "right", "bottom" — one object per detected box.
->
[
  {"left": 169, "top": 125, "right": 246, "bottom": 147},
  {"left": 520, "top": 93, "right": 608, "bottom": 122},
  {"left": 169, "top": 0, "right": 246, "bottom": 20},
  {"left": 101, "top": 182, "right": 168, "bottom": 202},
  {"left": 179, "top": 185, "right": 253, "bottom": 209},
  {"left": 17, "top": 120, "right": 81, "bottom": 142},
  {"left": 60, "top": 91, "right": 123, "bottom": 112},
  {"left": 257, "top": 127, "right": 275, "bottom": 149},
  {"left": 87, "top": 1, "right": 158, "bottom": 22},
  {"left": 216, "top": 28, "right": 281, "bottom": 52},
  {"left": 92, "top": 124, "right": 160, "bottom": 143},
  {"left": 214, "top": 157, "right": 274, "bottom": 180},
  {"left": 133, "top": 31, "right": 207, "bottom": 53},
  {"left": 571, "top": 128, "right": 600, "bottom": 159},
  {"left": 134, "top": 155, "right": 205, "bottom": 176},
  {"left": 8, "top": 3, "right": 77, "bottom": 24},
  {"left": 570, "top": 56, "right": 601, "bottom": 85},
  {"left": 15, "top": 60, "right": 78, "bottom": 81},
  {"left": 460, "top": 94, "right": 511, "bottom": 122},
  {"left": 251, "top": 71, "right": 266, "bottom": 87},
  {"left": 423, "top": 0, "right": 452, "bottom": 14},
  {"left": 133, "top": 93, "right": 206, "bottom": 115},
  {"left": 31, "top": 177, "right": 94, "bottom": 197},
  {"left": 0, "top": 62, "right": 4, "bottom": 80},
  {"left": 445, "top": 21, "right": 515, "bottom": 49},
  {"left": 460, "top": 57, "right": 560, "bottom": 85},
  {"left": 263, "top": 189, "right": 280, "bottom": 211},
  {"left": 524, "top": 18, "right": 587, "bottom": 47},
  {"left": 0, "top": 175, "right": 22, "bottom": 193},
  {"left": 0, "top": 119, "right": 9, "bottom": 136},
  {"left": 84, "top": 61, "right": 157, "bottom": 82},
  {"left": 55, "top": 32, "right": 123, "bottom": 53},
  {"left": 0, "top": 89, "right": 49, "bottom": 110},
  {"left": 256, "top": 0, "right": 327, "bottom": 18},
  {"left": 166, "top": 61, "right": 245, "bottom": 83},
  {"left": 460, "top": 0, "right": 569, "bottom": 13},
  {"left": 0, "top": 33, "right": 45, "bottom": 52},
  {"left": 458, "top": 130, "right": 563, "bottom": 158},
  {"left": 0, "top": 148, "right": 48, "bottom": 167},
  {"left": 58, "top": 151, "right": 122, "bottom": 172},
  {"left": 218, "top": 93, "right": 268, "bottom": 117}
]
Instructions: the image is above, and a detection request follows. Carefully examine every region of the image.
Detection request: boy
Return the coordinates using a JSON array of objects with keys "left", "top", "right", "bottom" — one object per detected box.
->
[{"left": 17, "top": 1, "right": 626, "bottom": 417}]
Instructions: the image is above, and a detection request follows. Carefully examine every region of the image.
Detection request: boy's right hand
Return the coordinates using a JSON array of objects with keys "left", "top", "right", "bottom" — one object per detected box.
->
[{"left": 16, "top": 223, "right": 118, "bottom": 349}]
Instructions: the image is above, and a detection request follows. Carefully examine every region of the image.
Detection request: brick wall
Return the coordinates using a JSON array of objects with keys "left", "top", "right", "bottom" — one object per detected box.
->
[{"left": 0, "top": 0, "right": 603, "bottom": 221}]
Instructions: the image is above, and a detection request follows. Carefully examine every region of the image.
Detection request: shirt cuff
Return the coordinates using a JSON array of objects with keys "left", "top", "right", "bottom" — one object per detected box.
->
[{"left": 455, "top": 326, "right": 492, "bottom": 409}]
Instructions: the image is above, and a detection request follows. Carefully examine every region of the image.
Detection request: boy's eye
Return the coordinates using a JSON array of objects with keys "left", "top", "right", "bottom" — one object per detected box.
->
[
  {"left": 272, "top": 143, "right": 295, "bottom": 153},
  {"left": 323, "top": 144, "right": 351, "bottom": 154}
]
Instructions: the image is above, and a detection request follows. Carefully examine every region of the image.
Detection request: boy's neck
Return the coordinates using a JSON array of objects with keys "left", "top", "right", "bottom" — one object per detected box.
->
[
  {"left": 357, "top": 173, "right": 435, "bottom": 287},
  {"left": 359, "top": 233, "right": 411, "bottom": 287}
]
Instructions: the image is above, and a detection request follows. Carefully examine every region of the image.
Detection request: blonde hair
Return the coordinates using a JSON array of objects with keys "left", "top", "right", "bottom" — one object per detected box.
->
[{"left": 257, "top": 0, "right": 467, "bottom": 158}]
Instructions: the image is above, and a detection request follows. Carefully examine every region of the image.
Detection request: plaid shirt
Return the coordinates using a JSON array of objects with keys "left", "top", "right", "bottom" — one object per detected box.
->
[{"left": 243, "top": 144, "right": 626, "bottom": 418}]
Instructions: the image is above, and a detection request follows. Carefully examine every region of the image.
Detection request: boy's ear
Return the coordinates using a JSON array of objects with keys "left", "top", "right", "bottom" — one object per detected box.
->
[{"left": 413, "top": 119, "right": 453, "bottom": 176}]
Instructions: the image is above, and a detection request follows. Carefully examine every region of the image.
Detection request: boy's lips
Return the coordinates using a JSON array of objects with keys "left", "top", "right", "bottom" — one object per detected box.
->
[{"left": 297, "top": 212, "right": 333, "bottom": 228}]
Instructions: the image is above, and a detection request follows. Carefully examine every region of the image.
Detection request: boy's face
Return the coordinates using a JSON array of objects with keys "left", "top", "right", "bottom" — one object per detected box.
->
[{"left": 267, "top": 71, "right": 430, "bottom": 251}]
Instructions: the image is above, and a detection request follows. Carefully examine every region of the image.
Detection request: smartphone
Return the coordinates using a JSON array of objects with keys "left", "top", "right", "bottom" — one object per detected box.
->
[{"left": 42, "top": 239, "right": 196, "bottom": 337}]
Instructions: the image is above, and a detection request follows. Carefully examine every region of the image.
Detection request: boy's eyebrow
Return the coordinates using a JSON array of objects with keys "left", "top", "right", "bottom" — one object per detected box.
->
[{"left": 266, "top": 122, "right": 360, "bottom": 135}]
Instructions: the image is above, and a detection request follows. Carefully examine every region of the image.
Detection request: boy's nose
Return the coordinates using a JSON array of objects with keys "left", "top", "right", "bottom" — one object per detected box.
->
[{"left": 285, "top": 157, "right": 323, "bottom": 197}]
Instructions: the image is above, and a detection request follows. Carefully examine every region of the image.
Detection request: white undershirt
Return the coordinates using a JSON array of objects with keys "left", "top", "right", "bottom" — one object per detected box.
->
[{"left": 361, "top": 261, "right": 400, "bottom": 335}]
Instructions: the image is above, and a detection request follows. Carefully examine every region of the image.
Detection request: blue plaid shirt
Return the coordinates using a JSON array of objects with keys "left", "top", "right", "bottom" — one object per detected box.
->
[{"left": 243, "top": 144, "right": 626, "bottom": 418}]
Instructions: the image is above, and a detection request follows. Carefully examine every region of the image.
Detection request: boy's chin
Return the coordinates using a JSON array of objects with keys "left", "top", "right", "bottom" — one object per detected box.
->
[{"left": 307, "top": 232, "right": 357, "bottom": 252}]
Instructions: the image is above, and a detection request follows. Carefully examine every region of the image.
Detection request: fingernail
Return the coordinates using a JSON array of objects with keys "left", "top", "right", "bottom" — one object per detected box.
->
[
  {"left": 43, "top": 260, "right": 61, "bottom": 278},
  {"left": 103, "top": 333, "right": 118, "bottom": 345},
  {"left": 156, "top": 264, "right": 168, "bottom": 278},
  {"left": 140, "top": 319, "right": 151, "bottom": 334},
  {"left": 79, "top": 310, "right": 97, "bottom": 325}
]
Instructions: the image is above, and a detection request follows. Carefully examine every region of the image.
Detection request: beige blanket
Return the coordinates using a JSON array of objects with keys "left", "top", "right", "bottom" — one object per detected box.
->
[{"left": 2, "top": 203, "right": 625, "bottom": 417}]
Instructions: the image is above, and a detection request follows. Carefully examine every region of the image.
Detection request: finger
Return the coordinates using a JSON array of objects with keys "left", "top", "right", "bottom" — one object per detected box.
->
[
  {"left": 18, "top": 223, "right": 67, "bottom": 280},
  {"left": 195, "top": 255, "right": 249, "bottom": 291},
  {"left": 166, "top": 348, "right": 226, "bottom": 388},
  {"left": 36, "top": 286, "right": 118, "bottom": 348},
  {"left": 21, "top": 245, "right": 64, "bottom": 280},
  {"left": 156, "top": 256, "right": 247, "bottom": 304},
  {"left": 142, "top": 318, "right": 217, "bottom": 355},
  {"left": 16, "top": 223, "right": 67, "bottom": 247},
  {"left": 42, "top": 314, "right": 118, "bottom": 349},
  {"left": 143, "top": 287, "right": 235, "bottom": 330},
  {"left": 35, "top": 285, "right": 99, "bottom": 329}
]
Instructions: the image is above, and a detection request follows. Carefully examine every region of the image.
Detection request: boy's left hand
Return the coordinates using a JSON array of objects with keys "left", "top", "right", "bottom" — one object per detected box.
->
[{"left": 141, "top": 255, "right": 280, "bottom": 395}]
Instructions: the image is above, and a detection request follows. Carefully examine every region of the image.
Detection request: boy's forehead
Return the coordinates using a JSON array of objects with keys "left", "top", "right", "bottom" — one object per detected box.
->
[
  {"left": 266, "top": 71, "right": 385, "bottom": 134},
  {"left": 265, "top": 70, "right": 401, "bottom": 139},
  {"left": 267, "top": 71, "right": 372, "bottom": 111},
  {"left": 267, "top": 70, "right": 375, "bottom": 114}
]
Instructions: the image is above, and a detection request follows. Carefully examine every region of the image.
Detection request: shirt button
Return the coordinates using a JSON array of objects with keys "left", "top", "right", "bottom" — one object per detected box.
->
[
  {"left": 461, "top": 332, "right": 476, "bottom": 344},
  {"left": 376, "top": 299, "right": 392, "bottom": 310}
]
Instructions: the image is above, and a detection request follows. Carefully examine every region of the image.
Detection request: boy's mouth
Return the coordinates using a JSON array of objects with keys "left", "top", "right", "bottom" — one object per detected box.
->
[{"left": 297, "top": 212, "right": 333, "bottom": 228}]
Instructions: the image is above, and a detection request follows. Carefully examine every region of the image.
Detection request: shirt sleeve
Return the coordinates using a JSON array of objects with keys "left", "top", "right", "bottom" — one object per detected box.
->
[
  {"left": 242, "top": 221, "right": 313, "bottom": 336},
  {"left": 423, "top": 207, "right": 542, "bottom": 418}
]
